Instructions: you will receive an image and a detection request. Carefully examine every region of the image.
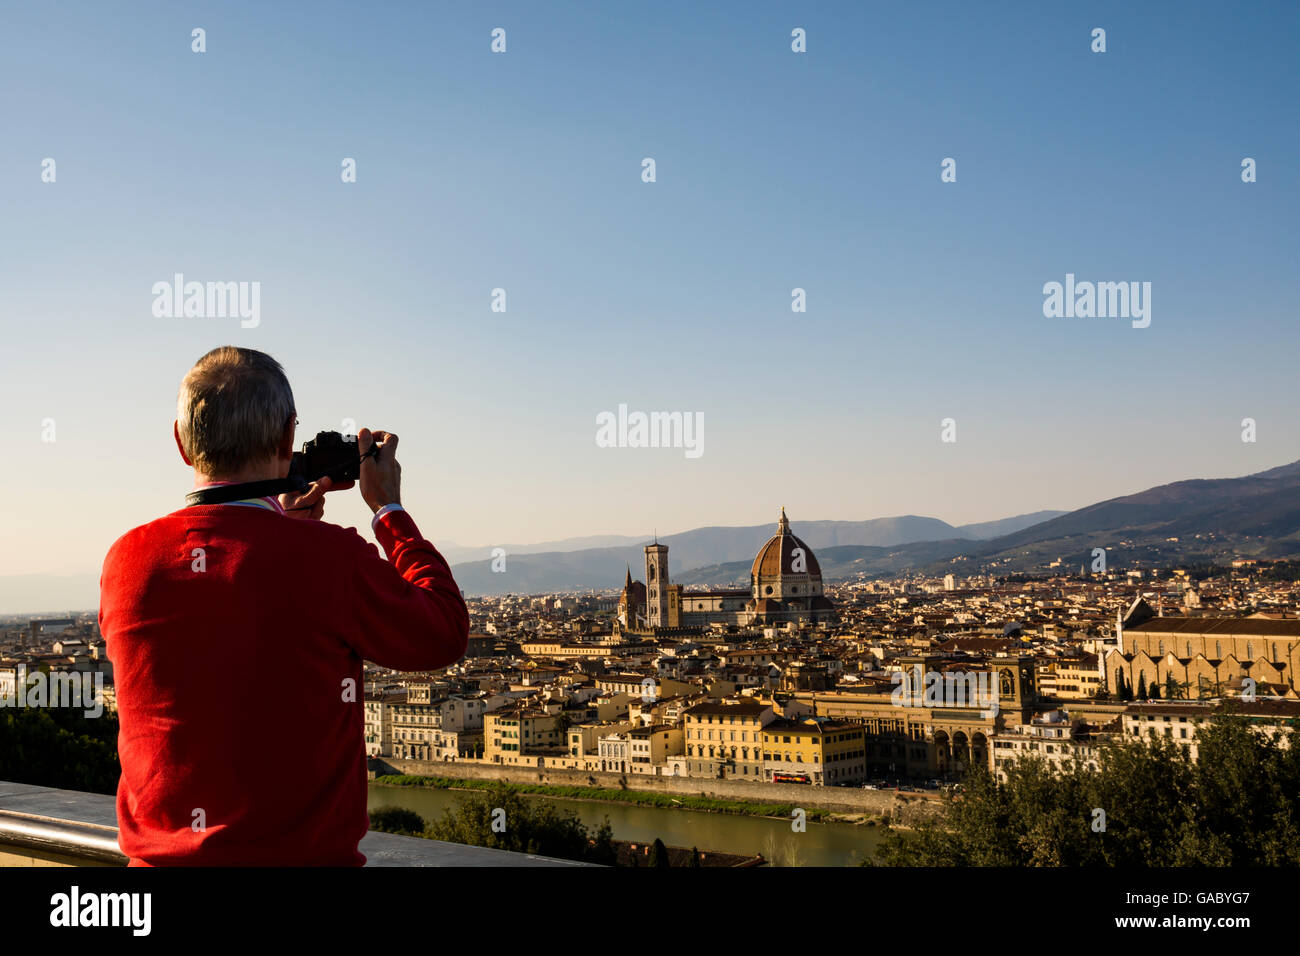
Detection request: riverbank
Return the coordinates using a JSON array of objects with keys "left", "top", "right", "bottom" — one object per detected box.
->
[
  {"left": 372, "top": 773, "right": 894, "bottom": 825},
  {"left": 367, "top": 780, "right": 892, "bottom": 866},
  {"left": 370, "top": 757, "right": 941, "bottom": 826}
]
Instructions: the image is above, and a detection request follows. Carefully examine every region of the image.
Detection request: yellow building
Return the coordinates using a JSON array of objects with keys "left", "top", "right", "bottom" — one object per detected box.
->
[
  {"left": 519, "top": 640, "right": 611, "bottom": 659},
  {"left": 483, "top": 706, "right": 565, "bottom": 763},
  {"left": 761, "top": 717, "right": 866, "bottom": 785},
  {"left": 682, "top": 700, "right": 774, "bottom": 778},
  {"left": 1054, "top": 654, "right": 1102, "bottom": 699}
]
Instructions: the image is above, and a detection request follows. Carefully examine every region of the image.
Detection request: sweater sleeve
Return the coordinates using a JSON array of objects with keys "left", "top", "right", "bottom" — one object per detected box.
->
[{"left": 341, "top": 508, "right": 469, "bottom": 671}]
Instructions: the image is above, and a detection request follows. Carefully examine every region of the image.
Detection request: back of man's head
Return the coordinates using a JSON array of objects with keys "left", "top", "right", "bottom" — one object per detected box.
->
[{"left": 177, "top": 346, "right": 295, "bottom": 478}]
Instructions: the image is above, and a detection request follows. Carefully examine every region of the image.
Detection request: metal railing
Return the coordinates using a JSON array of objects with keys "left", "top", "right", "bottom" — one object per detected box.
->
[{"left": 0, "top": 781, "right": 593, "bottom": 867}]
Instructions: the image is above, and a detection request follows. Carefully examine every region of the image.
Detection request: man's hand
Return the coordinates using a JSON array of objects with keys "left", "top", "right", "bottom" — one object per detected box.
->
[
  {"left": 358, "top": 427, "right": 401, "bottom": 514},
  {"left": 280, "top": 475, "right": 354, "bottom": 520}
]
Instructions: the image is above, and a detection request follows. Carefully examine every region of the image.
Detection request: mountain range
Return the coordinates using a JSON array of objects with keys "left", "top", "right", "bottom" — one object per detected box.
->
[
  {"left": 433, "top": 510, "right": 1067, "bottom": 566},
  {"left": 449, "top": 460, "right": 1300, "bottom": 595},
  {"left": 447, "top": 512, "right": 1063, "bottom": 596},
  {"left": 10, "top": 460, "right": 1300, "bottom": 612}
]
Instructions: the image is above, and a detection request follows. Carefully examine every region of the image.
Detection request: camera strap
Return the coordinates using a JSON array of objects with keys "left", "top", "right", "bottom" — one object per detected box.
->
[{"left": 184, "top": 477, "right": 306, "bottom": 508}]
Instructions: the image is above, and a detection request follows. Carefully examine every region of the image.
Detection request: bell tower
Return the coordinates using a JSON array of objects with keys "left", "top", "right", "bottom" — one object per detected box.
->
[{"left": 645, "top": 539, "right": 670, "bottom": 627}]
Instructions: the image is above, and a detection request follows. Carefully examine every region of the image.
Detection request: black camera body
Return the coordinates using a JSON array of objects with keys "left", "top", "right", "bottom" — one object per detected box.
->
[{"left": 290, "top": 430, "right": 364, "bottom": 483}]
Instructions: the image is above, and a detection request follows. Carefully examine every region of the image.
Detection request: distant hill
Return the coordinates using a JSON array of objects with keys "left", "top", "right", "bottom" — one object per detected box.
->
[
  {"left": 453, "top": 459, "right": 1300, "bottom": 594},
  {"left": 854, "top": 460, "right": 1300, "bottom": 578},
  {"left": 436, "top": 534, "right": 648, "bottom": 566},
  {"left": 957, "top": 510, "right": 1067, "bottom": 539},
  {"left": 450, "top": 515, "right": 975, "bottom": 596}
]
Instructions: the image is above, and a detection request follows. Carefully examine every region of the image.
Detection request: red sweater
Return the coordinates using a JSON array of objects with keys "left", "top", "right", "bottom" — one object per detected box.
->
[{"left": 99, "top": 504, "right": 469, "bottom": 866}]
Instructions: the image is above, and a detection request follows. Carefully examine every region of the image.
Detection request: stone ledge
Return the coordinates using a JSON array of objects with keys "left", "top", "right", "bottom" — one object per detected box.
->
[{"left": 0, "top": 781, "right": 593, "bottom": 867}]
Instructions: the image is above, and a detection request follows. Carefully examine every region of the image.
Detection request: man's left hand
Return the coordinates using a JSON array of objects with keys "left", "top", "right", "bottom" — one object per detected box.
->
[{"left": 280, "top": 476, "right": 354, "bottom": 520}]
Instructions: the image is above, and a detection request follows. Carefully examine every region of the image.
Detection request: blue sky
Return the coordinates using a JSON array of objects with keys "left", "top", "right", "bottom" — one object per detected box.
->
[{"left": 1, "top": 1, "right": 1297, "bottom": 594}]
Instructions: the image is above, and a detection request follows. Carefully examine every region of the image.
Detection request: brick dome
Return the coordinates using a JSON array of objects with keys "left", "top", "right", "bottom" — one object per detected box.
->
[{"left": 750, "top": 508, "right": 822, "bottom": 580}]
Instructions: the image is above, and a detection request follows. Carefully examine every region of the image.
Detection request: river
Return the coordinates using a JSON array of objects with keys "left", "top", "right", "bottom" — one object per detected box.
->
[{"left": 368, "top": 782, "right": 884, "bottom": 867}]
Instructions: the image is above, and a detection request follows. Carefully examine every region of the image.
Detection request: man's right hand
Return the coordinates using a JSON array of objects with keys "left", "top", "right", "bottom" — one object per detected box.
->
[{"left": 358, "top": 428, "right": 401, "bottom": 514}]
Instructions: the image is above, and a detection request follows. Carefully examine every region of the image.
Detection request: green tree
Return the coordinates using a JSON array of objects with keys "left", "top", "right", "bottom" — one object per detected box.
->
[
  {"left": 1137, "top": 672, "right": 1148, "bottom": 700},
  {"left": 368, "top": 806, "right": 427, "bottom": 836},
  {"left": 871, "top": 716, "right": 1300, "bottom": 867},
  {"left": 424, "top": 784, "right": 615, "bottom": 865},
  {"left": 1115, "top": 671, "right": 1133, "bottom": 702},
  {"left": 0, "top": 707, "right": 121, "bottom": 794}
]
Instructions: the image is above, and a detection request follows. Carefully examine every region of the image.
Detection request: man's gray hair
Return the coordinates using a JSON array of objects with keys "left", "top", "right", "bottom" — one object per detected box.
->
[{"left": 177, "top": 346, "right": 295, "bottom": 476}]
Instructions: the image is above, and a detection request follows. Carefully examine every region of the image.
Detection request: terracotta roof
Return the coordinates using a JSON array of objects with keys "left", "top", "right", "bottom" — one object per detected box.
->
[{"left": 751, "top": 530, "right": 822, "bottom": 579}]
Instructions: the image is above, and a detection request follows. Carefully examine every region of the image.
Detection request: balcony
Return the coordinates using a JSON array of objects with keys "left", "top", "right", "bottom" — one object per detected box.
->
[{"left": 0, "top": 781, "right": 593, "bottom": 867}]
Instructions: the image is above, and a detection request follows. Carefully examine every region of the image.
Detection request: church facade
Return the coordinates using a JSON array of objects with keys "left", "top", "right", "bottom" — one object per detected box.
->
[{"left": 618, "top": 509, "right": 837, "bottom": 630}]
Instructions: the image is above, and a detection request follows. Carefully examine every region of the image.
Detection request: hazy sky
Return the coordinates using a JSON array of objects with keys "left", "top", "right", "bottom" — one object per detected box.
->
[{"left": 2, "top": 0, "right": 1298, "bottom": 592}]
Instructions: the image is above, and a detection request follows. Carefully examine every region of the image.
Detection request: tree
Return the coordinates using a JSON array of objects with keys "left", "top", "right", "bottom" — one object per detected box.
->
[
  {"left": 0, "top": 707, "right": 121, "bottom": 795},
  {"left": 871, "top": 716, "right": 1300, "bottom": 867},
  {"left": 648, "top": 837, "right": 670, "bottom": 868},
  {"left": 423, "top": 784, "right": 615, "bottom": 865},
  {"left": 1114, "top": 670, "right": 1132, "bottom": 703},
  {"left": 587, "top": 819, "right": 617, "bottom": 866},
  {"left": 1164, "top": 674, "right": 1187, "bottom": 700},
  {"left": 368, "top": 806, "right": 427, "bottom": 836},
  {"left": 1137, "top": 672, "right": 1148, "bottom": 700}
]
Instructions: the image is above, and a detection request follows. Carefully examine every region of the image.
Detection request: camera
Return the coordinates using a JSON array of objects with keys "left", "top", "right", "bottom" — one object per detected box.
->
[{"left": 289, "top": 430, "right": 368, "bottom": 483}]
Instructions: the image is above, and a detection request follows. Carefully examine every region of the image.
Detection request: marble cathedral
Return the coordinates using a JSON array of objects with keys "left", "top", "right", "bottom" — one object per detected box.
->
[{"left": 618, "top": 508, "right": 836, "bottom": 630}]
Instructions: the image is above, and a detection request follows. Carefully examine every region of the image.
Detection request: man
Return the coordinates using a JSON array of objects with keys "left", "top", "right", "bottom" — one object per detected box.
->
[{"left": 99, "top": 346, "right": 469, "bottom": 865}]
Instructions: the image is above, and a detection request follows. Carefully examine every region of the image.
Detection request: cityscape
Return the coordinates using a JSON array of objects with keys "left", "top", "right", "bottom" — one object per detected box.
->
[{"left": 8, "top": 499, "right": 1300, "bottom": 869}]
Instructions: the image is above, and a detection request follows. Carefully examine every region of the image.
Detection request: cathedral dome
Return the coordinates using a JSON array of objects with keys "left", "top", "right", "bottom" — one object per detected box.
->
[{"left": 750, "top": 507, "right": 822, "bottom": 579}]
